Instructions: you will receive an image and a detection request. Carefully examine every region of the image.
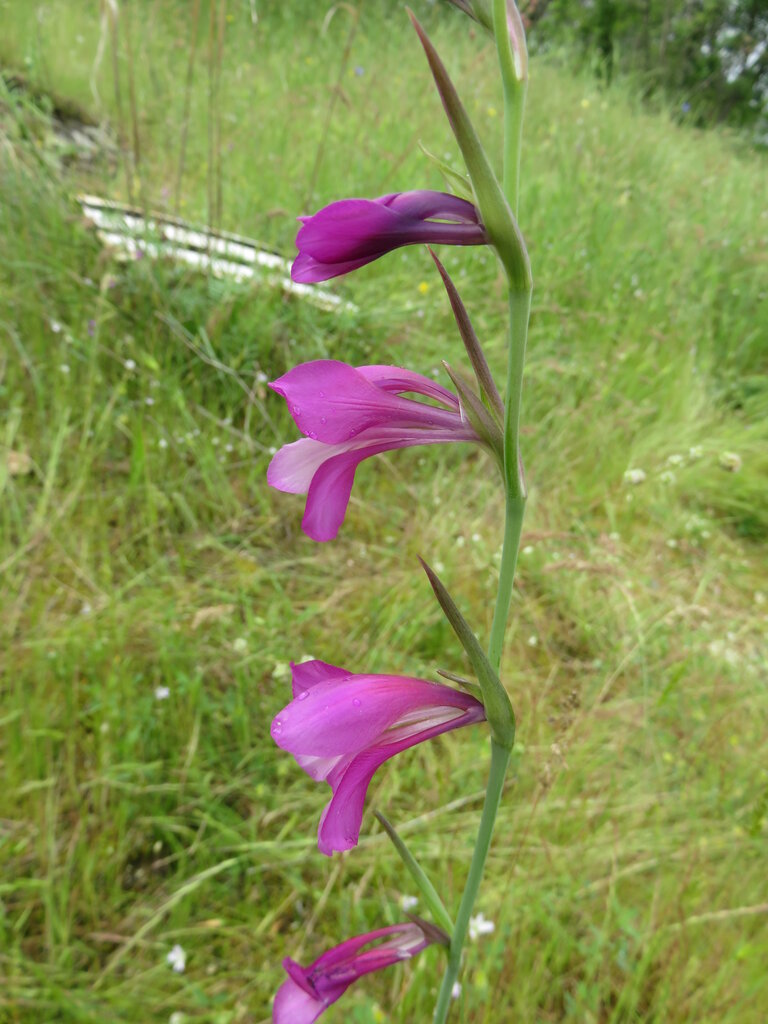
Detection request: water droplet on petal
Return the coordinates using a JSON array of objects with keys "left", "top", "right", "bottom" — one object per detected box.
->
[
  {"left": 348, "top": 429, "right": 356, "bottom": 438},
  {"left": 308, "top": 431, "right": 317, "bottom": 439},
  {"left": 318, "top": 391, "right": 325, "bottom": 398},
  {"left": 273, "top": 719, "right": 283, "bottom": 734},
  {"left": 297, "top": 690, "right": 309, "bottom": 701},
  {"left": 352, "top": 698, "right": 361, "bottom": 708},
  {"left": 292, "top": 405, "right": 301, "bottom": 415},
  {"left": 320, "top": 416, "right": 327, "bottom": 425}
]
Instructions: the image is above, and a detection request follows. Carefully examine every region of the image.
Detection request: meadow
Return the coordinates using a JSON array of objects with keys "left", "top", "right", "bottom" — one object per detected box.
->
[{"left": 0, "top": 2, "right": 766, "bottom": 1022}]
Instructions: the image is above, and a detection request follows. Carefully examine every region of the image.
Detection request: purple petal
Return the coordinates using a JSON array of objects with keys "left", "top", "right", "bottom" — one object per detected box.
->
[
  {"left": 267, "top": 438, "right": 334, "bottom": 495},
  {"left": 273, "top": 975, "right": 334, "bottom": 1024},
  {"left": 292, "top": 192, "right": 487, "bottom": 284},
  {"left": 316, "top": 699, "right": 484, "bottom": 854},
  {"left": 299, "top": 428, "right": 476, "bottom": 541},
  {"left": 296, "top": 199, "right": 412, "bottom": 262},
  {"left": 291, "top": 660, "right": 350, "bottom": 697},
  {"left": 357, "top": 364, "right": 459, "bottom": 408},
  {"left": 273, "top": 676, "right": 449, "bottom": 757},
  {"left": 291, "top": 251, "right": 377, "bottom": 283},
  {"left": 384, "top": 190, "right": 480, "bottom": 223},
  {"left": 312, "top": 923, "right": 427, "bottom": 981},
  {"left": 300, "top": 442, "right": 368, "bottom": 542},
  {"left": 270, "top": 361, "right": 462, "bottom": 444}
]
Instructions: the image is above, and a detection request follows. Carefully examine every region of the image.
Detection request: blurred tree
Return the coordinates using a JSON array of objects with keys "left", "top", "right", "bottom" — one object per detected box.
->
[{"left": 520, "top": 0, "right": 768, "bottom": 139}]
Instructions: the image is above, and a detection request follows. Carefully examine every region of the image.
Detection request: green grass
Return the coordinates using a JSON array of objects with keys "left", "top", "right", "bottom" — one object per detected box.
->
[{"left": 1, "top": 2, "right": 767, "bottom": 1022}]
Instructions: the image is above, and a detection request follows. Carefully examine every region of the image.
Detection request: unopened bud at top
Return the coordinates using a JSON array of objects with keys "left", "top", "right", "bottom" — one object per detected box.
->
[{"left": 446, "top": 0, "right": 527, "bottom": 83}]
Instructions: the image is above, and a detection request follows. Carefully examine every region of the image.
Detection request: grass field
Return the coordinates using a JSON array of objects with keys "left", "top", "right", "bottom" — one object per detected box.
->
[{"left": 1, "top": 2, "right": 767, "bottom": 1022}]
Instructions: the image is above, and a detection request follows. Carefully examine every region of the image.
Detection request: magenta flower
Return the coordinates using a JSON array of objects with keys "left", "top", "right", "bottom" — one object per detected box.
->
[
  {"left": 270, "top": 659, "right": 486, "bottom": 855},
  {"left": 291, "top": 190, "right": 487, "bottom": 283},
  {"left": 267, "top": 359, "right": 480, "bottom": 542},
  {"left": 274, "top": 921, "right": 437, "bottom": 1024}
]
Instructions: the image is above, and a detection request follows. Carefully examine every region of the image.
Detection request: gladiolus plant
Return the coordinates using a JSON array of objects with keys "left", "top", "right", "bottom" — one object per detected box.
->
[{"left": 269, "top": 1, "right": 534, "bottom": 1020}]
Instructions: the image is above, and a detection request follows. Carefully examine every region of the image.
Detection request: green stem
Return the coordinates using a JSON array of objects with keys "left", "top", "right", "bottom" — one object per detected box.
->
[
  {"left": 503, "top": 288, "right": 532, "bottom": 491},
  {"left": 488, "top": 489, "right": 525, "bottom": 673},
  {"left": 489, "top": 286, "right": 530, "bottom": 670},
  {"left": 502, "top": 81, "right": 526, "bottom": 219},
  {"left": 432, "top": 739, "right": 510, "bottom": 1024}
]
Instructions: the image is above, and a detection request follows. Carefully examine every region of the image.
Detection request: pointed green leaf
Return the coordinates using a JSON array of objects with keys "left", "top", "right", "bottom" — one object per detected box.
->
[
  {"left": 437, "top": 668, "right": 480, "bottom": 692},
  {"left": 442, "top": 362, "right": 503, "bottom": 465},
  {"left": 374, "top": 812, "right": 454, "bottom": 936},
  {"left": 407, "top": 9, "right": 531, "bottom": 291},
  {"left": 429, "top": 248, "right": 504, "bottom": 422},
  {"left": 418, "top": 142, "right": 475, "bottom": 203},
  {"left": 420, "top": 558, "right": 515, "bottom": 749}
]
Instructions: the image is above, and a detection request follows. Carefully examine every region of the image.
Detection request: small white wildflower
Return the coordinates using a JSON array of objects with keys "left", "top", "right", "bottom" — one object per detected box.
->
[
  {"left": 434, "top": 561, "right": 445, "bottom": 574},
  {"left": 468, "top": 913, "right": 495, "bottom": 941},
  {"left": 689, "top": 445, "right": 704, "bottom": 460},
  {"left": 400, "top": 895, "right": 418, "bottom": 911},
  {"left": 256, "top": 371, "right": 268, "bottom": 384},
  {"left": 666, "top": 454, "right": 684, "bottom": 467},
  {"left": 719, "top": 451, "right": 742, "bottom": 473},
  {"left": 471, "top": 532, "right": 482, "bottom": 544},
  {"left": 233, "top": 637, "right": 248, "bottom": 654},
  {"left": 225, "top": 443, "right": 234, "bottom": 453},
  {"left": 666, "top": 538, "right": 678, "bottom": 549},
  {"left": 608, "top": 531, "right": 620, "bottom": 542},
  {"left": 623, "top": 468, "right": 646, "bottom": 485},
  {"left": 144, "top": 396, "right": 155, "bottom": 406},
  {"left": 522, "top": 545, "right": 535, "bottom": 555},
  {"left": 211, "top": 437, "right": 220, "bottom": 447},
  {"left": 50, "top": 319, "right": 63, "bottom": 333},
  {"left": 124, "top": 358, "right": 137, "bottom": 371},
  {"left": 660, "top": 470, "right": 676, "bottom": 484},
  {"left": 100, "top": 721, "right": 110, "bottom": 734},
  {"left": 451, "top": 982, "right": 462, "bottom": 999},
  {"left": 155, "top": 685, "right": 170, "bottom": 700},
  {"left": 527, "top": 634, "right": 538, "bottom": 647},
  {"left": 455, "top": 536, "right": 466, "bottom": 548},
  {"left": 755, "top": 591, "right": 765, "bottom": 606},
  {"left": 158, "top": 438, "right": 168, "bottom": 449},
  {"left": 60, "top": 363, "right": 70, "bottom": 374},
  {"left": 270, "top": 663, "right": 290, "bottom": 683},
  {"left": 80, "top": 601, "right": 92, "bottom": 616},
  {"left": 169, "top": 1013, "right": 186, "bottom": 1024},
  {"left": 268, "top": 446, "right": 277, "bottom": 455},
  {"left": 166, "top": 944, "right": 186, "bottom": 973}
]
